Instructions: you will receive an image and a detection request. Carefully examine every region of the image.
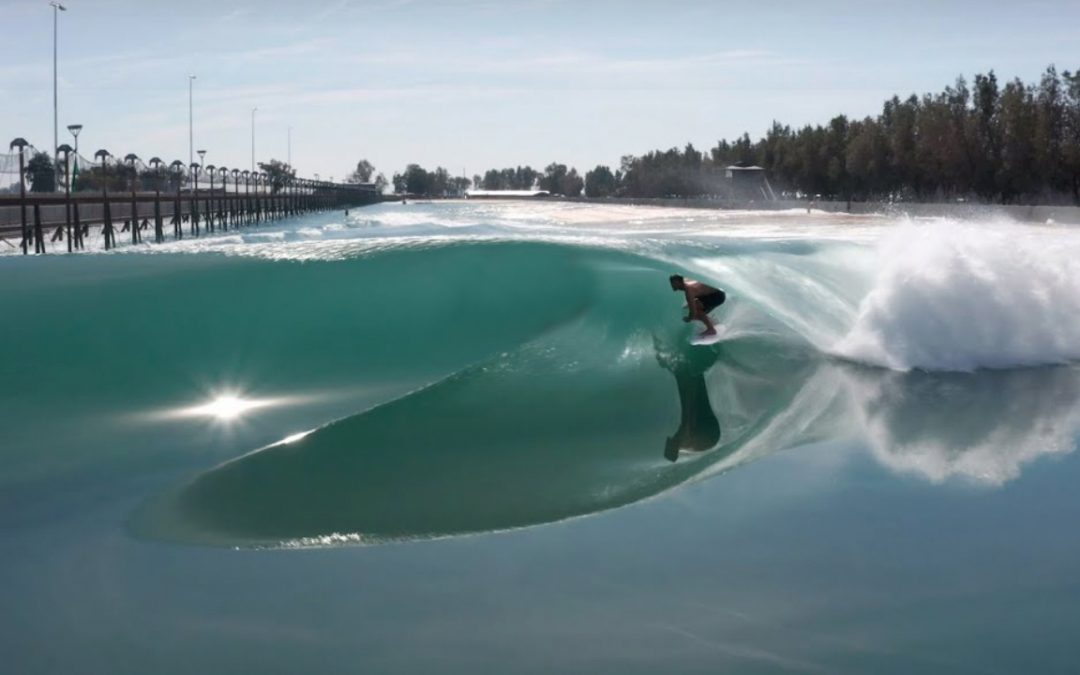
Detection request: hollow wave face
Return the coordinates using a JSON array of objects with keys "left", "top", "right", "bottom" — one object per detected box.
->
[
  {"left": 133, "top": 244, "right": 842, "bottom": 546},
  {"left": 125, "top": 218, "right": 1080, "bottom": 548}
]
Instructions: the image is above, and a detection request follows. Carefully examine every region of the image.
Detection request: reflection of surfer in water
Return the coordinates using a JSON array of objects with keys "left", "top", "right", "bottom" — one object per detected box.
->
[
  {"left": 654, "top": 337, "right": 721, "bottom": 462},
  {"left": 669, "top": 275, "right": 725, "bottom": 337}
]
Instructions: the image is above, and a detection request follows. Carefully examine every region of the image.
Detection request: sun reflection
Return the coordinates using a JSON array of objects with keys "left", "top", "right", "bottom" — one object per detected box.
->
[
  {"left": 183, "top": 393, "right": 272, "bottom": 421},
  {"left": 280, "top": 430, "right": 312, "bottom": 444},
  {"left": 193, "top": 396, "right": 257, "bottom": 420}
]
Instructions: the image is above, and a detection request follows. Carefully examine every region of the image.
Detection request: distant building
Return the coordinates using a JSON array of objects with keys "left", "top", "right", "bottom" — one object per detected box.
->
[
  {"left": 725, "top": 165, "right": 777, "bottom": 201},
  {"left": 465, "top": 189, "right": 551, "bottom": 200}
]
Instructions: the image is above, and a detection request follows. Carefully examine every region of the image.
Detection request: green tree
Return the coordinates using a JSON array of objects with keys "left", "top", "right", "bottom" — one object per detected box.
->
[
  {"left": 970, "top": 71, "right": 1001, "bottom": 200},
  {"left": 997, "top": 78, "right": 1038, "bottom": 202},
  {"left": 403, "top": 164, "right": 431, "bottom": 195},
  {"left": 584, "top": 165, "right": 618, "bottom": 197},
  {"left": 561, "top": 168, "right": 584, "bottom": 197},
  {"left": 347, "top": 159, "right": 375, "bottom": 184},
  {"left": 257, "top": 159, "right": 296, "bottom": 194},
  {"left": 1063, "top": 69, "right": 1080, "bottom": 203},
  {"left": 1035, "top": 65, "right": 1066, "bottom": 197},
  {"left": 540, "top": 163, "right": 569, "bottom": 194},
  {"left": 26, "top": 152, "right": 55, "bottom": 193}
]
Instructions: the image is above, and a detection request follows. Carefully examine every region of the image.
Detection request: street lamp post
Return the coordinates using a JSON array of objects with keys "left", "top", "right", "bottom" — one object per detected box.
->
[
  {"left": 149, "top": 157, "right": 164, "bottom": 243},
  {"left": 188, "top": 75, "right": 196, "bottom": 165},
  {"left": 205, "top": 163, "right": 216, "bottom": 233},
  {"left": 196, "top": 149, "right": 206, "bottom": 197},
  {"left": 67, "top": 124, "right": 81, "bottom": 191},
  {"left": 50, "top": 2, "right": 67, "bottom": 185},
  {"left": 190, "top": 162, "right": 200, "bottom": 236},
  {"left": 169, "top": 160, "right": 185, "bottom": 240},
  {"left": 231, "top": 169, "right": 240, "bottom": 226},
  {"left": 58, "top": 143, "right": 73, "bottom": 251},
  {"left": 10, "top": 138, "right": 29, "bottom": 254},
  {"left": 252, "top": 172, "right": 259, "bottom": 224},
  {"left": 124, "top": 153, "right": 140, "bottom": 245},
  {"left": 241, "top": 170, "right": 250, "bottom": 225},
  {"left": 95, "top": 149, "right": 115, "bottom": 250},
  {"left": 218, "top": 167, "right": 229, "bottom": 230}
]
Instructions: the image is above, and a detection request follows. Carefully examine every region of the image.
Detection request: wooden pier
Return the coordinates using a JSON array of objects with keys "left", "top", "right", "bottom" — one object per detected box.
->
[
  {"left": 1, "top": 149, "right": 381, "bottom": 254},
  {"left": 1, "top": 182, "right": 379, "bottom": 254}
]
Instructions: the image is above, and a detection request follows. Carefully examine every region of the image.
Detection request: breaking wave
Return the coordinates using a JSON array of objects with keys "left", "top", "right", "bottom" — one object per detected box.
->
[{"left": 117, "top": 219, "right": 1080, "bottom": 547}]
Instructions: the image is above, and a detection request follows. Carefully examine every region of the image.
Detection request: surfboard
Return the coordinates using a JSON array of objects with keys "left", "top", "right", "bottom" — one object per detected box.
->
[{"left": 689, "top": 331, "right": 724, "bottom": 346}]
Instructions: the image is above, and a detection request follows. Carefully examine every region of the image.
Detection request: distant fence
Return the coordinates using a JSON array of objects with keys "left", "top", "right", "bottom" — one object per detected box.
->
[{"left": 1, "top": 138, "right": 380, "bottom": 254}]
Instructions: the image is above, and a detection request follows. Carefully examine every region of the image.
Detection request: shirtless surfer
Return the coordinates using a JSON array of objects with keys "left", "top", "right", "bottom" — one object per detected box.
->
[{"left": 670, "top": 275, "right": 726, "bottom": 336}]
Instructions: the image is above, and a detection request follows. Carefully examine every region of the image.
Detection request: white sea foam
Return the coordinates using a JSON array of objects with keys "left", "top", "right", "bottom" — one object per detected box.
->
[
  {"left": 242, "top": 232, "right": 287, "bottom": 243},
  {"left": 832, "top": 222, "right": 1080, "bottom": 371},
  {"left": 278, "top": 532, "right": 365, "bottom": 549}
]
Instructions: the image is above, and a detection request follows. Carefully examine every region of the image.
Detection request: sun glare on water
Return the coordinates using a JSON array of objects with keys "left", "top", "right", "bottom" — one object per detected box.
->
[
  {"left": 280, "top": 430, "right": 312, "bottom": 444},
  {"left": 186, "top": 394, "right": 270, "bottom": 421},
  {"left": 153, "top": 388, "right": 312, "bottom": 426}
]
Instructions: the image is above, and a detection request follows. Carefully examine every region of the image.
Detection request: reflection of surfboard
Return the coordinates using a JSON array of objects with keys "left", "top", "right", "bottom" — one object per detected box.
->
[{"left": 689, "top": 331, "right": 723, "bottom": 346}]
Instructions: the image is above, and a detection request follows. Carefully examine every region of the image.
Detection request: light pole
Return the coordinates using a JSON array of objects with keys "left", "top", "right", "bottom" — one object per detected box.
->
[
  {"left": 287, "top": 126, "right": 291, "bottom": 168},
  {"left": 218, "top": 166, "right": 229, "bottom": 230},
  {"left": 190, "top": 161, "right": 201, "bottom": 236},
  {"left": 205, "top": 163, "right": 216, "bottom": 232},
  {"left": 197, "top": 149, "right": 207, "bottom": 229},
  {"left": 58, "top": 143, "right": 73, "bottom": 251},
  {"left": 149, "top": 157, "right": 164, "bottom": 242},
  {"left": 96, "top": 149, "right": 114, "bottom": 250},
  {"left": 241, "top": 170, "right": 249, "bottom": 224},
  {"left": 67, "top": 124, "right": 81, "bottom": 190},
  {"left": 251, "top": 107, "right": 258, "bottom": 173},
  {"left": 50, "top": 2, "right": 67, "bottom": 183},
  {"left": 188, "top": 74, "right": 196, "bottom": 165},
  {"left": 10, "top": 138, "right": 29, "bottom": 253},
  {"left": 170, "top": 160, "right": 185, "bottom": 239},
  {"left": 125, "top": 153, "right": 140, "bottom": 245}
]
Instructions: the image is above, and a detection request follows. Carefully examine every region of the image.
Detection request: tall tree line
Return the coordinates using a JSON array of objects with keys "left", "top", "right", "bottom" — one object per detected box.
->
[
  {"left": 592, "top": 65, "right": 1080, "bottom": 204},
  {"left": 393, "top": 162, "right": 584, "bottom": 197},
  {"left": 390, "top": 65, "right": 1079, "bottom": 204}
]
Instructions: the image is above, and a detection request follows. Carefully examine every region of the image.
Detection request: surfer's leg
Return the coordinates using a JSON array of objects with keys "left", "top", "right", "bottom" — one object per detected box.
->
[
  {"left": 691, "top": 299, "right": 716, "bottom": 335},
  {"left": 698, "top": 314, "right": 717, "bottom": 335}
]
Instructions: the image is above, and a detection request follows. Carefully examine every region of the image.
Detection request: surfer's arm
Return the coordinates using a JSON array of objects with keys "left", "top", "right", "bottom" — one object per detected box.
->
[{"left": 683, "top": 290, "right": 701, "bottom": 319}]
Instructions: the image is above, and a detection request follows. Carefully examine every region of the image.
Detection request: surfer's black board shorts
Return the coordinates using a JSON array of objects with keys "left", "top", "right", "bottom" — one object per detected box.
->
[{"left": 700, "top": 290, "right": 726, "bottom": 314}]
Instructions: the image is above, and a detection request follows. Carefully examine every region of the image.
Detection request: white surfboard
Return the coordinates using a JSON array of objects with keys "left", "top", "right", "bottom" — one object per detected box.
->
[{"left": 689, "top": 330, "right": 724, "bottom": 346}]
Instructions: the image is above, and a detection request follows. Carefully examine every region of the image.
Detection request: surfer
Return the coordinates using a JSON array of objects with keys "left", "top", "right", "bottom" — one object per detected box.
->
[{"left": 669, "top": 274, "right": 725, "bottom": 336}]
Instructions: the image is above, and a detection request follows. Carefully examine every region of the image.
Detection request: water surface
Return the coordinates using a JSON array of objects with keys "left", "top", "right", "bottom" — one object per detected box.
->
[{"left": 3, "top": 201, "right": 1080, "bottom": 673}]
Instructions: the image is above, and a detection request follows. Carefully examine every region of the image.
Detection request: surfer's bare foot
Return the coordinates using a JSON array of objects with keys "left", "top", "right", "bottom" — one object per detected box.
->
[{"left": 699, "top": 329, "right": 717, "bottom": 337}]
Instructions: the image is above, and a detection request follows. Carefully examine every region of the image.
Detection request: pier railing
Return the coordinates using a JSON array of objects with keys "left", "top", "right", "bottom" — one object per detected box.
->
[{"left": 1, "top": 139, "right": 381, "bottom": 254}]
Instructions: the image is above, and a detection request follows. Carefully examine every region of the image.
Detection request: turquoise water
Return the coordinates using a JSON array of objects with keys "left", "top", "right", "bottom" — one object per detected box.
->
[{"left": 3, "top": 201, "right": 1080, "bottom": 673}]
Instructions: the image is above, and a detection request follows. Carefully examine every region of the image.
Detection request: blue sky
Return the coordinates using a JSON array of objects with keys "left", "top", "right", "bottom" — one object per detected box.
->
[{"left": 1, "top": 0, "right": 1077, "bottom": 182}]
